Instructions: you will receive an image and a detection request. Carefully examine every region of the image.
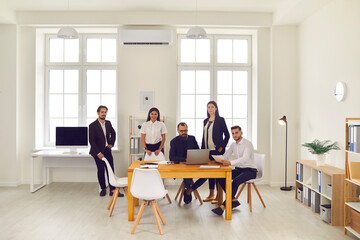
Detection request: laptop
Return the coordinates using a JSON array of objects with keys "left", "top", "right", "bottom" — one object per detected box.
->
[{"left": 184, "top": 149, "right": 210, "bottom": 165}]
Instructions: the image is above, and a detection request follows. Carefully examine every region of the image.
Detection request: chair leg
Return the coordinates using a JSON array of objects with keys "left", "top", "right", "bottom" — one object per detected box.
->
[
  {"left": 247, "top": 184, "right": 250, "bottom": 203},
  {"left": 252, "top": 183, "right": 266, "bottom": 208},
  {"left": 165, "top": 193, "right": 172, "bottom": 204},
  {"left": 109, "top": 188, "right": 119, "bottom": 217},
  {"left": 248, "top": 184, "right": 252, "bottom": 212},
  {"left": 178, "top": 185, "right": 186, "bottom": 207},
  {"left": 193, "top": 189, "right": 203, "bottom": 205},
  {"left": 154, "top": 201, "right": 166, "bottom": 225},
  {"left": 175, "top": 181, "right": 185, "bottom": 201},
  {"left": 151, "top": 200, "right": 163, "bottom": 235},
  {"left": 131, "top": 200, "right": 147, "bottom": 234},
  {"left": 123, "top": 187, "right": 128, "bottom": 199},
  {"left": 107, "top": 190, "right": 116, "bottom": 210},
  {"left": 235, "top": 183, "right": 246, "bottom": 200},
  {"left": 190, "top": 180, "right": 198, "bottom": 199}
]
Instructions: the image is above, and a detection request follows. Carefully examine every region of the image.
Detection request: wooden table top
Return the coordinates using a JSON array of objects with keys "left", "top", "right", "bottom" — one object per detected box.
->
[{"left": 128, "top": 161, "right": 232, "bottom": 172}]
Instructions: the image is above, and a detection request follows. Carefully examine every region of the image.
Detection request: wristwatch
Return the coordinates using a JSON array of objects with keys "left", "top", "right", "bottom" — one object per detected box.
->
[{"left": 144, "top": 147, "right": 148, "bottom": 150}]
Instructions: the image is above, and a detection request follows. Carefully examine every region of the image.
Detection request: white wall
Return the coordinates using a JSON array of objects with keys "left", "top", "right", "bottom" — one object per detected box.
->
[
  {"left": 0, "top": 25, "right": 19, "bottom": 186},
  {"left": 298, "top": 0, "right": 360, "bottom": 169},
  {"left": 270, "top": 26, "right": 298, "bottom": 186},
  {"left": 0, "top": 10, "right": 300, "bottom": 186}
]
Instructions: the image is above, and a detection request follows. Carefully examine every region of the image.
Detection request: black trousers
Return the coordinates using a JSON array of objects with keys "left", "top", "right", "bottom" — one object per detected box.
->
[
  {"left": 208, "top": 149, "right": 225, "bottom": 190},
  {"left": 92, "top": 147, "right": 115, "bottom": 191},
  {"left": 146, "top": 142, "right": 164, "bottom": 153},
  {"left": 184, "top": 178, "right": 207, "bottom": 191},
  {"left": 217, "top": 167, "right": 257, "bottom": 205}
]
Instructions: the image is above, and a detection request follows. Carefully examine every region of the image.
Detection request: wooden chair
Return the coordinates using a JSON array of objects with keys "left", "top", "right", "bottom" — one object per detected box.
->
[
  {"left": 130, "top": 168, "right": 167, "bottom": 235},
  {"left": 234, "top": 154, "right": 266, "bottom": 212},
  {"left": 174, "top": 180, "right": 203, "bottom": 206}
]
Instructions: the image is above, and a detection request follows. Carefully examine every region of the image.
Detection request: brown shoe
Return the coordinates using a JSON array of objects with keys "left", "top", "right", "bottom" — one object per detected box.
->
[{"left": 211, "top": 199, "right": 218, "bottom": 204}]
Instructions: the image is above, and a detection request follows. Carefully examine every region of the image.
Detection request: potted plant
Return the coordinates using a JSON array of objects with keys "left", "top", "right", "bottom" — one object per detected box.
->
[{"left": 302, "top": 139, "right": 340, "bottom": 166}]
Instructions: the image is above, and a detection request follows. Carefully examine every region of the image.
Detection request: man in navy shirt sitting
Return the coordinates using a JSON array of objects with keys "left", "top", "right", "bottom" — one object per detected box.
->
[{"left": 169, "top": 122, "right": 207, "bottom": 204}]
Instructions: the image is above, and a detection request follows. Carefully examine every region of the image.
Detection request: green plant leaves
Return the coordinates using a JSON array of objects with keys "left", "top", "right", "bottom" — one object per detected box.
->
[{"left": 302, "top": 139, "right": 340, "bottom": 155}]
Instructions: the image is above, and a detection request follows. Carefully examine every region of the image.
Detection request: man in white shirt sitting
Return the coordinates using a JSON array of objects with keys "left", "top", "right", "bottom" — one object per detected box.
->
[{"left": 211, "top": 125, "right": 258, "bottom": 216}]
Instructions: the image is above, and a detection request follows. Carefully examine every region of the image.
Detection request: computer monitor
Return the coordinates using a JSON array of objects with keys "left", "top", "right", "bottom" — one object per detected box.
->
[{"left": 56, "top": 127, "right": 88, "bottom": 153}]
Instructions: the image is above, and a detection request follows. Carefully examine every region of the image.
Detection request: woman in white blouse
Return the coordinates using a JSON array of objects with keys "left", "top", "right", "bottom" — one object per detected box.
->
[{"left": 140, "top": 107, "right": 167, "bottom": 156}]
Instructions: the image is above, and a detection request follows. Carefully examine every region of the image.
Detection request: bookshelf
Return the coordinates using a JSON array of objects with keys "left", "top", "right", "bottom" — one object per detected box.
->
[
  {"left": 128, "top": 115, "right": 166, "bottom": 166},
  {"left": 345, "top": 118, "right": 360, "bottom": 238},
  {"left": 295, "top": 160, "right": 344, "bottom": 226}
]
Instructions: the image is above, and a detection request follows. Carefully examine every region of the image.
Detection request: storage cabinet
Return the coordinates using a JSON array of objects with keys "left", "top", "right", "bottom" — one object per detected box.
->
[
  {"left": 345, "top": 118, "right": 360, "bottom": 238},
  {"left": 295, "top": 160, "right": 344, "bottom": 226}
]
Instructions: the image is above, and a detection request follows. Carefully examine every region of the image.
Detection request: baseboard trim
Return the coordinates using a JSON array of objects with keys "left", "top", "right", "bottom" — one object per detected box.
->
[
  {"left": 0, "top": 182, "right": 20, "bottom": 187},
  {"left": 269, "top": 181, "right": 295, "bottom": 187}
]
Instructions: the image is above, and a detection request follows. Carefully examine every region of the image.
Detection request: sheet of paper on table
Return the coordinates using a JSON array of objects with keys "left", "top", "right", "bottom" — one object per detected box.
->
[{"left": 212, "top": 155, "right": 225, "bottom": 163}]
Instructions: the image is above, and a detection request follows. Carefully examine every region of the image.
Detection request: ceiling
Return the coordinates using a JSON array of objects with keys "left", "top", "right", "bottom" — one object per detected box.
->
[
  {"left": 2, "top": 0, "right": 293, "bottom": 12},
  {"left": 0, "top": 0, "right": 332, "bottom": 25}
]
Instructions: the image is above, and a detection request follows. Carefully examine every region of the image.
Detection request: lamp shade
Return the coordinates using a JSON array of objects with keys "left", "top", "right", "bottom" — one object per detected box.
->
[
  {"left": 57, "top": 27, "right": 79, "bottom": 39},
  {"left": 278, "top": 115, "right": 287, "bottom": 126},
  {"left": 186, "top": 26, "right": 207, "bottom": 39}
]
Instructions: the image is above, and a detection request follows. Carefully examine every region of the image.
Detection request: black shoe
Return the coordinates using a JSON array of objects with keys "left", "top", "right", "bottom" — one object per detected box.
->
[
  {"left": 211, "top": 207, "right": 224, "bottom": 216},
  {"left": 232, "top": 200, "right": 241, "bottom": 209},
  {"left": 99, "top": 189, "right": 106, "bottom": 197},
  {"left": 109, "top": 191, "right": 124, "bottom": 197},
  {"left": 183, "top": 189, "right": 192, "bottom": 204}
]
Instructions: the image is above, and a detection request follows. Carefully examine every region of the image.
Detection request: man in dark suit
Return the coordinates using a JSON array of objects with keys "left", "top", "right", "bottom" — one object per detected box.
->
[
  {"left": 89, "top": 105, "right": 123, "bottom": 197},
  {"left": 169, "top": 122, "right": 207, "bottom": 204}
]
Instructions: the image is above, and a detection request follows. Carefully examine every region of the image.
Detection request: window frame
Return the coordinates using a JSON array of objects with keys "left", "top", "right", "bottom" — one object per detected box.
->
[
  {"left": 178, "top": 34, "right": 253, "bottom": 145},
  {"left": 44, "top": 33, "right": 118, "bottom": 147}
]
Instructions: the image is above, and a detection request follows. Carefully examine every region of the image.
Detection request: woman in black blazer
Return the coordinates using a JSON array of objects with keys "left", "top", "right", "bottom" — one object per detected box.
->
[{"left": 201, "top": 101, "right": 230, "bottom": 202}]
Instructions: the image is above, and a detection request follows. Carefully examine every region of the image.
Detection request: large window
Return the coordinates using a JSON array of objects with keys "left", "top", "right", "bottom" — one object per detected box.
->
[
  {"left": 178, "top": 35, "right": 252, "bottom": 146},
  {"left": 45, "top": 34, "right": 117, "bottom": 146}
]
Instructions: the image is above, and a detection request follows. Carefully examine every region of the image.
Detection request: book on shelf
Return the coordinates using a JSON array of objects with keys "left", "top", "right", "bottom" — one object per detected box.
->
[
  {"left": 130, "top": 137, "right": 142, "bottom": 154},
  {"left": 318, "top": 171, "right": 321, "bottom": 193},
  {"left": 348, "top": 125, "right": 360, "bottom": 153}
]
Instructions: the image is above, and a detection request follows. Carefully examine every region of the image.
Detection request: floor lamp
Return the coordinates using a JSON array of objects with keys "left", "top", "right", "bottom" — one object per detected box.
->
[{"left": 279, "top": 116, "right": 292, "bottom": 191}]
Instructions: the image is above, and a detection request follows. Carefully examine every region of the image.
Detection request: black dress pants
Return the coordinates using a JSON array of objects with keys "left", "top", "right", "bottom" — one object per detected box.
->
[
  {"left": 217, "top": 167, "right": 257, "bottom": 205},
  {"left": 93, "top": 147, "right": 115, "bottom": 191},
  {"left": 184, "top": 178, "right": 207, "bottom": 190}
]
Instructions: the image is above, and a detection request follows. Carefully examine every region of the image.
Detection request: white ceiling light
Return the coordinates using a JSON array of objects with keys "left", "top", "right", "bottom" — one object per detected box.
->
[
  {"left": 186, "top": 0, "right": 207, "bottom": 39},
  {"left": 57, "top": 0, "right": 78, "bottom": 39},
  {"left": 57, "top": 27, "right": 78, "bottom": 39},
  {"left": 186, "top": 26, "right": 207, "bottom": 39}
]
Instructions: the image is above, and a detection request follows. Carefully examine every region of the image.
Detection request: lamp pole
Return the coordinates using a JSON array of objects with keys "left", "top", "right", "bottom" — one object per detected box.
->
[{"left": 280, "top": 117, "right": 292, "bottom": 191}]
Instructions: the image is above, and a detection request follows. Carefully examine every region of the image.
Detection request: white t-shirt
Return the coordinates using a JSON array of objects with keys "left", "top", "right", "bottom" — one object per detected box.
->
[{"left": 140, "top": 120, "right": 167, "bottom": 144}]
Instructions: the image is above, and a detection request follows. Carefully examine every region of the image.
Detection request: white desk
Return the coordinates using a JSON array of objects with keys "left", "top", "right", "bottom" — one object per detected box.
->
[{"left": 30, "top": 150, "right": 95, "bottom": 193}]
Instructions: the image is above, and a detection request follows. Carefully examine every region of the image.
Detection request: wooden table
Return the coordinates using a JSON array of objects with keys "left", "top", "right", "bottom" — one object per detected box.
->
[{"left": 128, "top": 161, "right": 233, "bottom": 220}]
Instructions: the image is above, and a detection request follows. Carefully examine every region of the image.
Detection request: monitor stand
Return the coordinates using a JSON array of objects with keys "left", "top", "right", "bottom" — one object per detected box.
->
[{"left": 63, "top": 148, "right": 78, "bottom": 155}]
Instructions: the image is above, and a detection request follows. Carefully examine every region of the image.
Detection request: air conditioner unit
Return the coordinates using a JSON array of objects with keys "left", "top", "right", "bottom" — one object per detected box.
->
[{"left": 119, "top": 29, "right": 173, "bottom": 45}]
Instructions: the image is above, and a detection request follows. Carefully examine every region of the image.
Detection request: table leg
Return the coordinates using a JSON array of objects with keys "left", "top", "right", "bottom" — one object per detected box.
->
[
  {"left": 43, "top": 159, "right": 47, "bottom": 185},
  {"left": 30, "top": 157, "right": 34, "bottom": 192},
  {"left": 128, "top": 172, "right": 134, "bottom": 221},
  {"left": 225, "top": 171, "right": 232, "bottom": 220},
  {"left": 30, "top": 156, "right": 46, "bottom": 193}
]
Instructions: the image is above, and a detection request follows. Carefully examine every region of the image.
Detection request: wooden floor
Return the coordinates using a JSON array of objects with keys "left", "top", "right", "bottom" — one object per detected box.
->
[{"left": 0, "top": 183, "right": 356, "bottom": 240}]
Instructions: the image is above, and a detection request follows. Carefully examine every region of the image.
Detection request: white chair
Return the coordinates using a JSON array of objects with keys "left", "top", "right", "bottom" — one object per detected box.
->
[
  {"left": 234, "top": 153, "right": 266, "bottom": 212},
  {"left": 144, "top": 152, "right": 166, "bottom": 161},
  {"left": 102, "top": 158, "right": 128, "bottom": 217},
  {"left": 143, "top": 152, "right": 172, "bottom": 204},
  {"left": 130, "top": 168, "right": 167, "bottom": 235}
]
